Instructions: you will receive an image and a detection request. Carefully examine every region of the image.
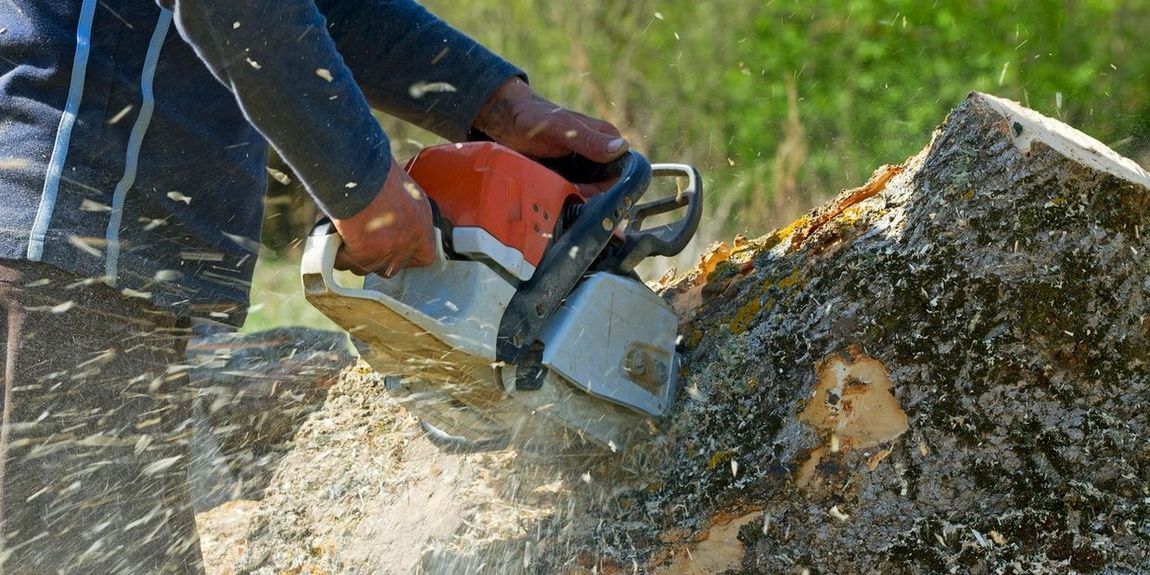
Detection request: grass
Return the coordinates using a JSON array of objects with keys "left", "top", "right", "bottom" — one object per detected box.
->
[{"left": 242, "top": 254, "right": 357, "bottom": 334}]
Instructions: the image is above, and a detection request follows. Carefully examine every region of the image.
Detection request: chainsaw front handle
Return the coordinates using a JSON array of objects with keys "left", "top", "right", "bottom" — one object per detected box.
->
[{"left": 600, "top": 163, "right": 703, "bottom": 274}]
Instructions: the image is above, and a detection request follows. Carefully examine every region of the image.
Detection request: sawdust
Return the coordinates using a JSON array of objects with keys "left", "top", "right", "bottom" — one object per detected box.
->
[
  {"left": 196, "top": 362, "right": 651, "bottom": 574},
  {"left": 338, "top": 442, "right": 468, "bottom": 573},
  {"left": 196, "top": 500, "right": 260, "bottom": 575}
]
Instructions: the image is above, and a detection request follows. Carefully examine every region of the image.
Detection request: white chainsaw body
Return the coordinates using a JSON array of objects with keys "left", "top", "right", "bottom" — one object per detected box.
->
[
  {"left": 301, "top": 145, "right": 701, "bottom": 451},
  {"left": 302, "top": 227, "right": 679, "bottom": 449}
]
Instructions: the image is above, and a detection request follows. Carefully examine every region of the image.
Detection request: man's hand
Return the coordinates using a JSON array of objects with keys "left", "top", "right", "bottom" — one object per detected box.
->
[
  {"left": 332, "top": 78, "right": 624, "bottom": 277},
  {"left": 473, "top": 77, "right": 628, "bottom": 164},
  {"left": 331, "top": 158, "right": 437, "bottom": 276}
]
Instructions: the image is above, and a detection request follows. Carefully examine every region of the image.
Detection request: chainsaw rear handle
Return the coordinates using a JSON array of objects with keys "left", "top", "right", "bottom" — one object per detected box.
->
[
  {"left": 309, "top": 218, "right": 337, "bottom": 238},
  {"left": 599, "top": 163, "right": 703, "bottom": 274},
  {"left": 302, "top": 220, "right": 374, "bottom": 301},
  {"left": 302, "top": 215, "right": 447, "bottom": 301},
  {"left": 306, "top": 195, "right": 447, "bottom": 272}
]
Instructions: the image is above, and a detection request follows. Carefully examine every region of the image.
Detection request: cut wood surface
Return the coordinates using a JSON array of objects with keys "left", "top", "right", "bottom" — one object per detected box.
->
[{"left": 198, "top": 93, "right": 1150, "bottom": 574}]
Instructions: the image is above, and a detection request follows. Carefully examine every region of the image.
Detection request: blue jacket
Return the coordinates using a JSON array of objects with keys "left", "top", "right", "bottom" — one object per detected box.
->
[{"left": 0, "top": 0, "right": 520, "bottom": 325}]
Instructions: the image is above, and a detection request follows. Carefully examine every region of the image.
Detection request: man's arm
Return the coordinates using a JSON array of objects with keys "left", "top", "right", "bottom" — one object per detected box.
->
[
  {"left": 161, "top": 0, "right": 447, "bottom": 274},
  {"left": 317, "top": 1, "right": 629, "bottom": 164},
  {"left": 161, "top": 0, "right": 627, "bottom": 275},
  {"left": 316, "top": 0, "right": 524, "bottom": 143}
]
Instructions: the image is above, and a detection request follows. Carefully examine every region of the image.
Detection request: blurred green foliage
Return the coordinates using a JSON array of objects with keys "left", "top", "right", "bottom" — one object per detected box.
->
[{"left": 397, "top": 0, "right": 1150, "bottom": 240}]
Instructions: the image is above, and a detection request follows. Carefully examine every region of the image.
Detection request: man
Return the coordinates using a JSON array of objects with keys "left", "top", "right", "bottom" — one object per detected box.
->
[{"left": 0, "top": 0, "right": 627, "bottom": 572}]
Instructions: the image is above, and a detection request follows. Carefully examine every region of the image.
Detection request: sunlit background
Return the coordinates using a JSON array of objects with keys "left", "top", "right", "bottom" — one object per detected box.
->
[{"left": 245, "top": 1, "right": 1150, "bottom": 332}]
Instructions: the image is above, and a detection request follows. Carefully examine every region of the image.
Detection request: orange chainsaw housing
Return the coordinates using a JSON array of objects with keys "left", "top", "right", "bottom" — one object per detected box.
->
[{"left": 404, "top": 142, "right": 582, "bottom": 268}]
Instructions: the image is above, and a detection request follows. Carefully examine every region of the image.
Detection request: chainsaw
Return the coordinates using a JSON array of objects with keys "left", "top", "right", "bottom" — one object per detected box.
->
[{"left": 301, "top": 142, "right": 702, "bottom": 452}]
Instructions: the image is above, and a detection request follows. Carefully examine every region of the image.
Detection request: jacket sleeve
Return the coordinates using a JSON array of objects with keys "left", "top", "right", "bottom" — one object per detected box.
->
[
  {"left": 159, "top": 0, "right": 520, "bottom": 219},
  {"left": 315, "top": 0, "right": 524, "bottom": 142}
]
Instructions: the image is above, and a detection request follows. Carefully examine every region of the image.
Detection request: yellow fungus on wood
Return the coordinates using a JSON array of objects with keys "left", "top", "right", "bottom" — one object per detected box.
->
[
  {"left": 706, "top": 450, "right": 734, "bottom": 471},
  {"left": 729, "top": 298, "right": 761, "bottom": 335}
]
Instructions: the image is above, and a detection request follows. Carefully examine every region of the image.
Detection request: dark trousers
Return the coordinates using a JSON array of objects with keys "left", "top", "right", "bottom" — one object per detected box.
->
[{"left": 0, "top": 262, "right": 203, "bottom": 574}]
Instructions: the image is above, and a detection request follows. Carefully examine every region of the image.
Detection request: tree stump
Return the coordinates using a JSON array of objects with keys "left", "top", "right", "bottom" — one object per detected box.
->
[{"left": 620, "top": 92, "right": 1150, "bottom": 573}]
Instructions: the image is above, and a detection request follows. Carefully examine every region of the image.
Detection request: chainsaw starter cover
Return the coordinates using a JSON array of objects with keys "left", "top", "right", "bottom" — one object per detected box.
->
[{"left": 405, "top": 142, "right": 582, "bottom": 273}]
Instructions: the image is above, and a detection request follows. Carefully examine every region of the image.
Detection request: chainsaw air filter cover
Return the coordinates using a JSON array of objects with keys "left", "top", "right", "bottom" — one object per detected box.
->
[{"left": 405, "top": 142, "right": 583, "bottom": 281}]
